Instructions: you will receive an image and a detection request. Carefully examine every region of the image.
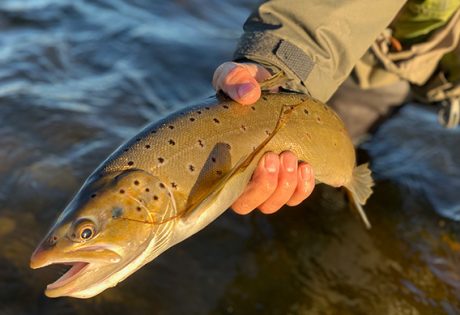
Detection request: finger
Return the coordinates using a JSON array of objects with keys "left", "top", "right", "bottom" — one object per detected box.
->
[
  {"left": 286, "top": 162, "right": 315, "bottom": 206},
  {"left": 258, "top": 151, "right": 298, "bottom": 214},
  {"left": 231, "top": 152, "right": 279, "bottom": 214}
]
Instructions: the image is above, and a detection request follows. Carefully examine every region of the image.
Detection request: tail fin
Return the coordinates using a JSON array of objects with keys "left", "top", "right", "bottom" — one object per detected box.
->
[{"left": 344, "top": 163, "right": 374, "bottom": 229}]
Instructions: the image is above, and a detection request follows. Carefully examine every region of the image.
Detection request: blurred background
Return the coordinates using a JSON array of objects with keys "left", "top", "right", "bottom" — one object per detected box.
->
[{"left": 0, "top": 0, "right": 459, "bottom": 314}]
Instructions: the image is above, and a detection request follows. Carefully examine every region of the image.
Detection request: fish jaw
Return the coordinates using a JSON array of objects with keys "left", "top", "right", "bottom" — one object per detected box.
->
[
  {"left": 30, "top": 243, "right": 126, "bottom": 298},
  {"left": 30, "top": 230, "right": 174, "bottom": 298}
]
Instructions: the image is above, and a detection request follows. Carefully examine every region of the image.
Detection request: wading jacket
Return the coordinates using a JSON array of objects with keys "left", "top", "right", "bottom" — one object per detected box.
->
[{"left": 234, "top": 0, "right": 460, "bottom": 106}]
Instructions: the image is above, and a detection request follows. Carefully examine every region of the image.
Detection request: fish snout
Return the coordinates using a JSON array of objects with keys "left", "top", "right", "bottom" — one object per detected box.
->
[
  {"left": 30, "top": 233, "right": 59, "bottom": 269},
  {"left": 30, "top": 245, "right": 48, "bottom": 269}
]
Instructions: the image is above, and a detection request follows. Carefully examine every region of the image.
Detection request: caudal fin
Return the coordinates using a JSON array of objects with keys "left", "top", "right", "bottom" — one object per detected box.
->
[{"left": 344, "top": 163, "right": 374, "bottom": 229}]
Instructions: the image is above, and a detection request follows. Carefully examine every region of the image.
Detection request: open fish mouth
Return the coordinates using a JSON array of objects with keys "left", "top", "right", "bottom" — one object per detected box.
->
[{"left": 46, "top": 261, "right": 90, "bottom": 291}]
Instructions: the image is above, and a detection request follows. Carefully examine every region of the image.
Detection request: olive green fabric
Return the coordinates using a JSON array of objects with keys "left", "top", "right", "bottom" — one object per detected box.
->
[
  {"left": 392, "top": 0, "right": 460, "bottom": 44},
  {"left": 233, "top": 0, "right": 406, "bottom": 102},
  {"left": 440, "top": 47, "right": 460, "bottom": 81},
  {"left": 356, "top": 8, "right": 460, "bottom": 90},
  {"left": 233, "top": 0, "right": 460, "bottom": 103}
]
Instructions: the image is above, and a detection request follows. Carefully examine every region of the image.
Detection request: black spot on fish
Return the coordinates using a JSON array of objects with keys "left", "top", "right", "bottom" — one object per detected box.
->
[
  {"left": 91, "top": 193, "right": 97, "bottom": 198},
  {"left": 153, "top": 195, "right": 159, "bottom": 201},
  {"left": 158, "top": 157, "right": 165, "bottom": 164},
  {"left": 304, "top": 109, "right": 309, "bottom": 115},
  {"left": 145, "top": 144, "right": 151, "bottom": 149},
  {"left": 316, "top": 116, "right": 322, "bottom": 123},
  {"left": 136, "top": 207, "right": 142, "bottom": 212},
  {"left": 145, "top": 188, "right": 150, "bottom": 192},
  {"left": 119, "top": 189, "right": 125, "bottom": 194},
  {"left": 159, "top": 183, "right": 165, "bottom": 189},
  {"left": 189, "top": 164, "right": 195, "bottom": 172},
  {"left": 198, "top": 139, "right": 204, "bottom": 147},
  {"left": 205, "top": 107, "right": 210, "bottom": 110},
  {"left": 216, "top": 170, "right": 222, "bottom": 175},
  {"left": 241, "top": 125, "right": 247, "bottom": 131},
  {"left": 151, "top": 130, "right": 157, "bottom": 134},
  {"left": 223, "top": 105, "right": 229, "bottom": 109},
  {"left": 197, "top": 110, "right": 202, "bottom": 115},
  {"left": 251, "top": 106, "right": 256, "bottom": 111},
  {"left": 169, "top": 139, "right": 175, "bottom": 145},
  {"left": 171, "top": 182, "right": 178, "bottom": 189},
  {"left": 213, "top": 118, "right": 220, "bottom": 124},
  {"left": 136, "top": 138, "right": 141, "bottom": 142},
  {"left": 168, "top": 125, "right": 174, "bottom": 129},
  {"left": 190, "top": 117, "right": 195, "bottom": 122},
  {"left": 225, "top": 143, "right": 231, "bottom": 150},
  {"left": 262, "top": 96, "right": 268, "bottom": 101},
  {"left": 112, "top": 207, "right": 123, "bottom": 218},
  {"left": 124, "top": 148, "right": 129, "bottom": 152},
  {"left": 211, "top": 157, "right": 216, "bottom": 163},
  {"left": 134, "top": 180, "right": 140, "bottom": 186}
]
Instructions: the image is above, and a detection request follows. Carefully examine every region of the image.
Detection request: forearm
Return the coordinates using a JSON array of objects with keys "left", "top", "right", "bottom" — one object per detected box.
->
[{"left": 234, "top": 0, "right": 407, "bottom": 102}]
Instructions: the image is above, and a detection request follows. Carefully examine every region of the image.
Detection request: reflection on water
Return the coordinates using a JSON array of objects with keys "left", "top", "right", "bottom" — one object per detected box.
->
[{"left": 0, "top": 1, "right": 459, "bottom": 314}]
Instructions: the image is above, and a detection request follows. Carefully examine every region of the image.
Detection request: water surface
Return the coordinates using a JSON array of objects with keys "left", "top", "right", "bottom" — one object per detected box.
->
[{"left": 0, "top": 1, "right": 459, "bottom": 314}]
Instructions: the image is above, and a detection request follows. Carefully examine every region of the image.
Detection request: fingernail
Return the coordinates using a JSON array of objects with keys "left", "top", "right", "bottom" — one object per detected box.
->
[
  {"left": 237, "top": 83, "right": 254, "bottom": 99},
  {"left": 281, "top": 153, "right": 296, "bottom": 173},
  {"left": 264, "top": 153, "right": 277, "bottom": 173},
  {"left": 300, "top": 164, "right": 311, "bottom": 181}
]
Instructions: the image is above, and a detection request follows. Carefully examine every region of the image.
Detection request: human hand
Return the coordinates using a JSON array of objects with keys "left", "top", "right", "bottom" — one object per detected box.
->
[
  {"left": 212, "top": 61, "right": 272, "bottom": 105},
  {"left": 231, "top": 151, "right": 314, "bottom": 214},
  {"left": 212, "top": 62, "right": 316, "bottom": 214}
]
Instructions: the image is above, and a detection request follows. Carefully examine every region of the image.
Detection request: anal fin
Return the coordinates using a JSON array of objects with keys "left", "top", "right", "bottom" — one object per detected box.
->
[{"left": 344, "top": 163, "right": 374, "bottom": 229}]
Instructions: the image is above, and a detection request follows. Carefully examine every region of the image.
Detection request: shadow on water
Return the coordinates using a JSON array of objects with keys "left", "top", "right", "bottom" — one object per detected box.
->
[{"left": 0, "top": 1, "right": 459, "bottom": 314}]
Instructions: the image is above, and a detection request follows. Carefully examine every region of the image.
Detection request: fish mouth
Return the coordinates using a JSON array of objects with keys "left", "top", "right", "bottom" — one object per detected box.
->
[
  {"left": 31, "top": 246, "right": 123, "bottom": 298},
  {"left": 46, "top": 261, "right": 90, "bottom": 292}
]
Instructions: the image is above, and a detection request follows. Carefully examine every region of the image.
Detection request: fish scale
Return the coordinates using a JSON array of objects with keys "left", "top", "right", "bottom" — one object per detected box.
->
[{"left": 30, "top": 92, "right": 373, "bottom": 298}]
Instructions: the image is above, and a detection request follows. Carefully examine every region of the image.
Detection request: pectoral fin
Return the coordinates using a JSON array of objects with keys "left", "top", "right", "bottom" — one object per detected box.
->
[{"left": 182, "top": 103, "right": 299, "bottom": 223}]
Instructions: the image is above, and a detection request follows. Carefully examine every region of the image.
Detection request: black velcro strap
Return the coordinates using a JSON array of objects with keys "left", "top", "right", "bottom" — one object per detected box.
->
[
  {"left": 234, "top": 32, "right": 314, "bottom": 83},
  {"left": 275, "top": 40, "right": 314, "bottom": 82}
]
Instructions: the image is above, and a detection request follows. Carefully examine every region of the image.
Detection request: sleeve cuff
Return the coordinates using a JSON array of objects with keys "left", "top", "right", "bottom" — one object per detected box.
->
[{"left": 234, "top": 32, "right": 315, "bottom": 90}]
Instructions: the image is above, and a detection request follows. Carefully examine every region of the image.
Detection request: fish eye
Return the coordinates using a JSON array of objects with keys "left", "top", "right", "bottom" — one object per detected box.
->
[
  {"left": 71, "top": 219, "right": 97, "bottom": 242},
  {"left": 81, "top": 227, "right": 94, "bottom": 240}
]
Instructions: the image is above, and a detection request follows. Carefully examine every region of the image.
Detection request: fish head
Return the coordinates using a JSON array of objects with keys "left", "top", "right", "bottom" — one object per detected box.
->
[{"left": 30, "top": 169, "right": 177, "bottom": 298}]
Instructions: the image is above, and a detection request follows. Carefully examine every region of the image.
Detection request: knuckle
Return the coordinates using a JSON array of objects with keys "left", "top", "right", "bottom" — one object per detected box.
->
[
  {"left": 224, "top": 66, "right": 249, "bottom": 85},
  {"left": 279, "top": 179, "right": 295, "bottom": 192}
]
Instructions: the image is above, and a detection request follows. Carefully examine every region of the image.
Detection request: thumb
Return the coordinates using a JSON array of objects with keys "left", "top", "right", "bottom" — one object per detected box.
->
[{"left": 213, "top": 62, "right": 269, "bottom": 105}]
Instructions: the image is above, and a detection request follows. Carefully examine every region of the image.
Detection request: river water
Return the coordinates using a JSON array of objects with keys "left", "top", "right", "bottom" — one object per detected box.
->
[{"left": 0, "top": 1, "right": 459, "bottom": 314}]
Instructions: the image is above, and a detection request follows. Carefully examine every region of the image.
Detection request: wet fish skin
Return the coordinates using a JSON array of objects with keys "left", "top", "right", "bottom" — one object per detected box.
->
[{"left": 30, "top": 92, "right": 373, "bottom": 298}]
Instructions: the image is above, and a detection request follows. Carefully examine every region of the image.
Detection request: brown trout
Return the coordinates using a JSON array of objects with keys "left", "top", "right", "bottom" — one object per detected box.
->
[{"left": 30, "top": 92, "right": 373, "bottom": 298}]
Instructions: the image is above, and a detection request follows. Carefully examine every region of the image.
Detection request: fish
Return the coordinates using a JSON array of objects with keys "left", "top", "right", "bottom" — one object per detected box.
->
[{"left": 30, "top": 92, "right": 374, "bottom": 298}]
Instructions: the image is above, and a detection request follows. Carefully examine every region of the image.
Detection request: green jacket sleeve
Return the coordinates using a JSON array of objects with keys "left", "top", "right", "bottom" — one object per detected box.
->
[{"left": 234, "top": 0, "right": 407, "bottom": 102}]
